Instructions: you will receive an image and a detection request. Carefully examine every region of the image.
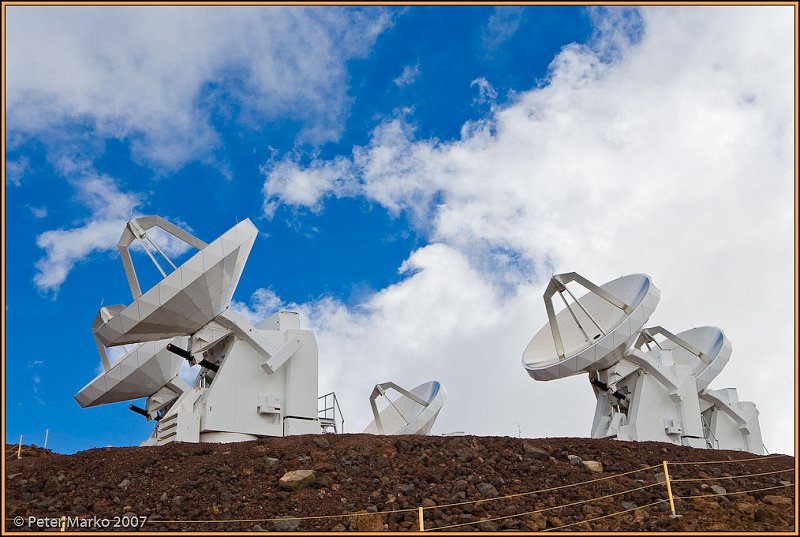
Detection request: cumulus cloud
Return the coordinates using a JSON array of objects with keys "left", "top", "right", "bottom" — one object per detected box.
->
[
  {"left": 6, "top": 6, "right": 393, "bottom": 171},
  {"left": 260, "top": 7, "right": 794, "bottom": 452},
  {"left": 33, "top": 174, "right": 194, "bottom": 294},
  {"left": 231, "top": 288, "right": 284, "bottom": 325},
  {"left": 34, "top": 176, "right": 141, "bottom": 294}
]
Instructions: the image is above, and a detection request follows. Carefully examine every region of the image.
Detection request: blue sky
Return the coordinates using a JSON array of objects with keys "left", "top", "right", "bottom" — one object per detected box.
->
[{"left": 4, "top": 6, "right": 795, "bottom": 455}]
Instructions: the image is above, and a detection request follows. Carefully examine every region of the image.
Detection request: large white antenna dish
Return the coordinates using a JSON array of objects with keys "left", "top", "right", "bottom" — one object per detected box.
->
[
  {"left": 363, "top": 381, "right": 447, "bottom": 435},
  {"left": 76, "top": 217, "right": 325, "bottom": 445},
  {"left": 522, "top": 271, "right": 764, "bottom": 454},
  {"left": 95, "top": 217, "right": 256, "bottom": 347},
  {"left": 523, "top": 273, "right": 659, "bottom": 381}
]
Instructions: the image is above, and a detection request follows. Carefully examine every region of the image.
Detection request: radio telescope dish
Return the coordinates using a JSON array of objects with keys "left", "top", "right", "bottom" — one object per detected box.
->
[
  {"left": 364, "top": 381, "right": 447, "bottom": 435},
  {"left": 523, "top": 273, "right": 659, "bottom": 381},
  {"left": 95, "top": 218, "right": 257, "bottom": 347},
  {"left": 634, "top": 326, "right": 731, "bottom": 392},
  {"left": 75, "top": 337, "right": 187, "bottom": 407},
  {"left": 78, "top": 216, "right": 326, "bottom": 445}
]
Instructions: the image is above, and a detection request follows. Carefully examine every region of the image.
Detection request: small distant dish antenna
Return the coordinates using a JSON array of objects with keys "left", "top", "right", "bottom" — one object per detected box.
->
[
  {"left": 364, "top": 381, "right": 447, "bottom": 435},
  {"left": 522, "top": 271, "right": 763, "bottom": 454},
  {"left": 76, "top": 216, "right": 325, "bottom": 445}
]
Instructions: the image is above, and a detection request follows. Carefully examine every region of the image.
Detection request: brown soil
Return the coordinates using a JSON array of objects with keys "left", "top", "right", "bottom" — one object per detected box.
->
[{"left": 4, "top": 435, "right": 796, "bottom": 533}]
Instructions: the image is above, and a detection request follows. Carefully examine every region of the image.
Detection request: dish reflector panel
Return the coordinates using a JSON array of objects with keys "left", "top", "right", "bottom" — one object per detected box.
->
[
  {"left": 75, "top": 337, "right": 186, "bottom": 407},
  {"left": 523, "top": 273, "right": 659, "bottom": 381},
  {"left": 364, "top": 381, "right": 447, "bottom": 435},
  {"left": 95, "top": 220, "right": 257, "bottom": 347},
  {"left": 650, "top": 326, "right": 731, "bottom": 392}
]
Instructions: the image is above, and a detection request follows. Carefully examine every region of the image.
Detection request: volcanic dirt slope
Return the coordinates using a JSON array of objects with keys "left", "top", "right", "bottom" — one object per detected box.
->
[{"left": 5, "top": 435, "right": 796, "bottom": 533}]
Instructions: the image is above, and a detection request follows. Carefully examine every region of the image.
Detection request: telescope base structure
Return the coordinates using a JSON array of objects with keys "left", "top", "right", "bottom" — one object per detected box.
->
[
  {"left": 523, "top": 272, "right": 766, "bottom": 456},
  {"left": 140, "top": 311, "right": 322, "bottom": 446},
  {"left": 589, "top": 350, "right": 763, "bottom": 454}
]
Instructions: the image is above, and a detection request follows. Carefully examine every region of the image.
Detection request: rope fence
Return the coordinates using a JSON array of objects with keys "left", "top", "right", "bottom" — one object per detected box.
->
[
  {"left": 6, "top": 453, "right": 794, "bottom": 532},
  {"left": 419, "top": 455, "right": 794, "bottom": 532}
]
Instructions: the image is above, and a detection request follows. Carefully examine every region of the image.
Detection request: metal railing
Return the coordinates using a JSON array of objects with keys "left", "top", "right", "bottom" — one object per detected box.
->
[{"left": 318, "top": 392, "right": 344, "bottom": 433}]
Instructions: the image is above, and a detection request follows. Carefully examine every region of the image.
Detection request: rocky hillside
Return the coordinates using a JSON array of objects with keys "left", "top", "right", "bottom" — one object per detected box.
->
[{"left": 4, "top": 434, "right": 795, "bottom": 532}]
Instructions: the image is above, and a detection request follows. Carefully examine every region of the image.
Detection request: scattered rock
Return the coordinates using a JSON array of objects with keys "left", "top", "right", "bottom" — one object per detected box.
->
[
  {"left": 117, "top": 478, "right": 130, "bottom": 490},
  {"left": 264, "top": 457, "right": 280, "bottom": 466},
  {"left": 312, "top": 436, "right": 330, "bottom": 448},
  {"left": 524, "top": 513, "right": 547, "bottom": 531},
  {"left": 582, "top": 460, "right": 603, "bottom": 473},
  {"left": 349, "top": 511, "right": 387, "bottom": 531},
  {"left": 35, "top": 498, "right": 54, "bottom": 510},
  {"left": 479, "top": 521, "right": 499, "bottom": 531},
  {"left": 251, "top": 524, "right": 265, "bottom": 531},
  {"left": 278, "top": 469, "right": 316, "bottom": 491},
  {"left": 710, "top": 485, "right": 727, "bottom": 496},
  {"left": 476, "top": 482, "right": 498, "bottom": 498},
  {"left": 271, "top": 519, "right": 301, "bottom": 532},
  {"left": 523, "top": 444, "right": 550, "bottom": 461},
  {"left": 755, "top": 507, "right": 786, "bottom": 525},
  {"left": 737, "top": 502, "right": 757, "bottom": 519},
  {"left": 172, "top": 495, "right": 184, "bottom": 507},
  {"left": 764, "top": 495, "right": 792, "bottom": 507},
  {"left": 568, "top": 454, "right": 582, "bottom": 465}
]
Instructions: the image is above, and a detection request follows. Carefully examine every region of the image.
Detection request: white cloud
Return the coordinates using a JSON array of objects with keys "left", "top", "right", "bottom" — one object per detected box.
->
[
  {"left": 481, "top": 6, "right": 525, "bottom": 53},
  {"left": 29, "top": 206, "right": 48, "bottom": 219},
  {"left": 27, "top": 360, "right": 45, "bottom": 405},
  {"left": 470, "top": 76, "right": 497, "bottom": 106},
  {"left": 33, "top": 174, "right": 194, "bottom": 294},
  {"left": 231, "top": 288, "right": 284, "bottom": 325},
  {"left": 262, "top": 156, "right": 357, "bottom": 218},
  {"left": 393, "top": 62, "right": 420, "bottom": 87},
  {"left": 5, "top": 156, "right": 29, "bottom": 186},
  {"left": 259, "top": 7, "right": 795, "bottom": 453},
  {"left": 6, "top": 6, "right": 393, "bottom": 171}
]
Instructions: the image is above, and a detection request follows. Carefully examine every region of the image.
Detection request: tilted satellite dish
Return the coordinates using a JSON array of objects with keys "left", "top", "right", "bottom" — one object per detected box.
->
[
  {"left": 364, "top": 381, "right": 447, "bottom": 435},
  {"left": 95, "top": 216, "right": 256, "bottom": 347},
  {"left": 634, "top": 326, "right": 731, "bottom": 393},
  {"left": 522, "top": 271, "right": 763, "bottom": 454},
  {"left": 76, "top": 216, "right": 324, "bottom": 445},
  {"left": 523, "top": 273, "right": 659, "bottom": 381},
  {"left": 75, "top": 338, "right": 187, "bottom": 407}
]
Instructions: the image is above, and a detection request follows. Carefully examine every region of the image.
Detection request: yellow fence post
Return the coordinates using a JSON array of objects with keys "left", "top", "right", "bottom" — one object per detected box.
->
[
  {"left": 663, "top": 460, "right": 677, "bottom": 518},
  {"left": 418, "top": 506, "right": 425, "bottom": 532},
  {"left": 17, "top": 435, "right": 23, "bottom": 459}
]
